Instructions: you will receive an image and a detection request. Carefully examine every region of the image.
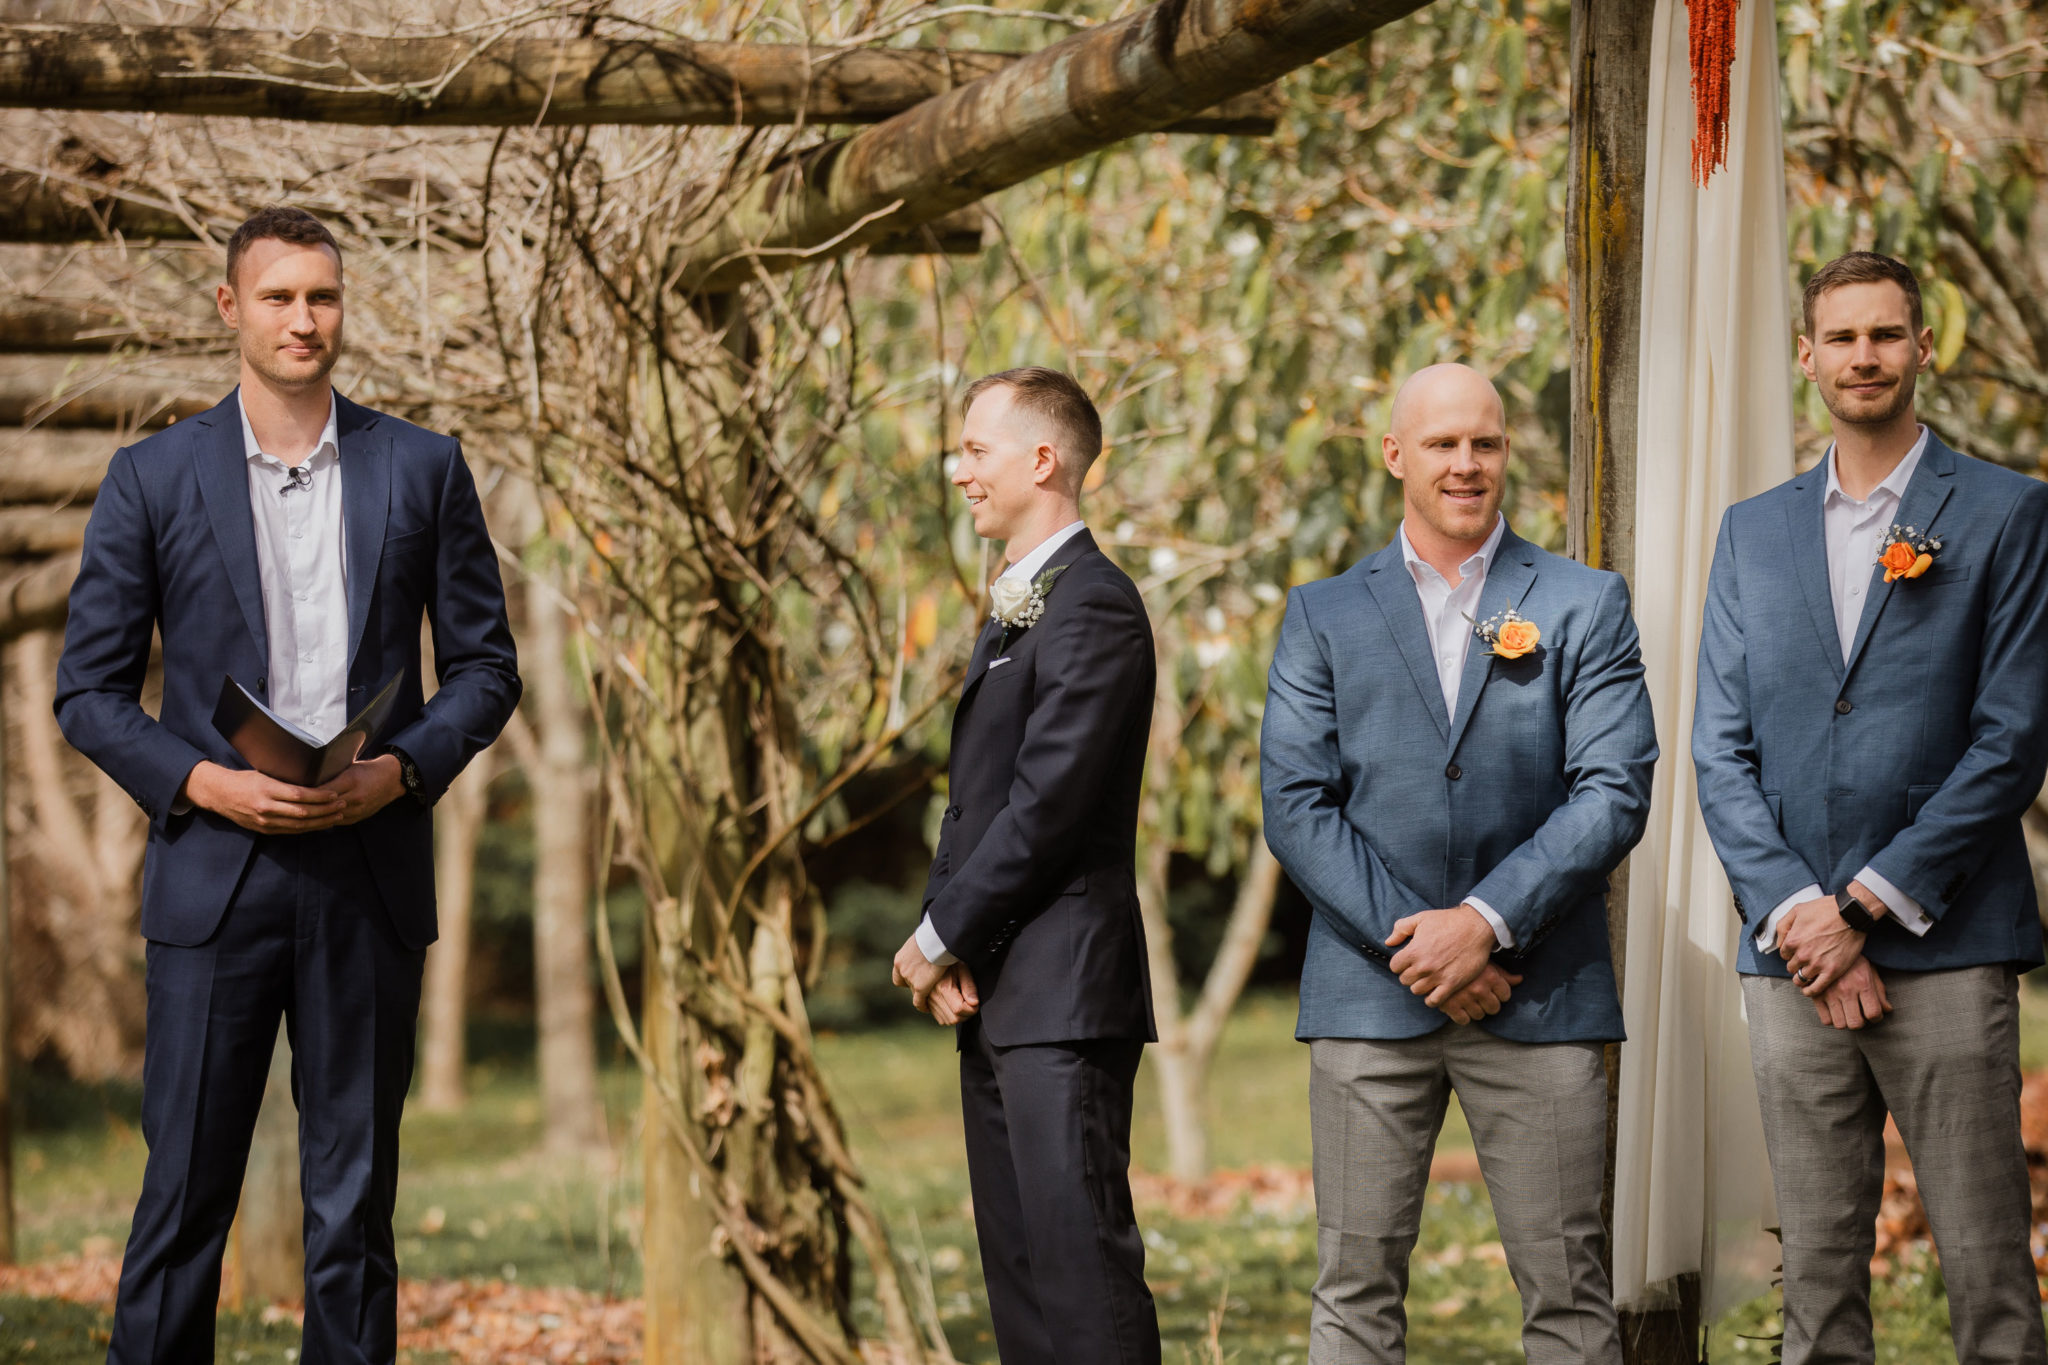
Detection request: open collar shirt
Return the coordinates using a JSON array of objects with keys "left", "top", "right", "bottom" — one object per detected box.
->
[
  {"left": 1396, "top": 514, "right": 1514, "bottom": 949},
  {"left": 239, "top": 392, "right": 349, "bottom": 745},
  {"left": 1755, "top": 428, "right": 1934, "bottom": 952}
]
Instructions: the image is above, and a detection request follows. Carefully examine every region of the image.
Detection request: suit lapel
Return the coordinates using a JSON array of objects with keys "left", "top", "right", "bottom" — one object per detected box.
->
[
  {"left": 338, "top": 395, "right": 390, "bottom": 673},
  {"left": 193, "top": 390, "right": 269, "bottom": 659},
  {"left": 955, "top": 528, "right": 1101, "bottom": 714},
  {"left": 1447, "top": 531, "right": 1538, "bottom": 754},
  {"left": 1842, "top": 436, "right": 1956, "bottom": 682},
  {"left": 1361, "top": 544, "right": 1450, "bottom": 742},
  {"left": 1782, "top": 463, "right": 1845, "bottom": 683}
]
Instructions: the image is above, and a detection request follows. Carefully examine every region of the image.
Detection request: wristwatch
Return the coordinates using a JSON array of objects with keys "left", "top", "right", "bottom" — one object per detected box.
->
[
  {"left": 1835, "top": 888, "right": 1879, "bottom": 934},
  {"left": 387, "top": 746, "right": 430, "bottom": 808}
]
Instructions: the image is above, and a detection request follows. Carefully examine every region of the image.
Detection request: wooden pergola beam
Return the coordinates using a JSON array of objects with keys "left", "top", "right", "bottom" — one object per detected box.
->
[
  {"left": 0, "top": 429, "right": 110, "bottom": 502},
  {"left": 670, "top": 0, "right": 1430, "bottom": 293},
  {"left": 0, "top": 359, "right": 217, "bottom": 427},
  {"left": 0, "top": 299, "right": 168, "bottom": 352},
  {"left": 0, "top": 25, "right": 1278, "bottom": 134},
  {"left": 0, "top": 550, "right": 77, "bottom": 641},
  {"left": 0, "top": 172, "right": 987, "bottom": 256}
]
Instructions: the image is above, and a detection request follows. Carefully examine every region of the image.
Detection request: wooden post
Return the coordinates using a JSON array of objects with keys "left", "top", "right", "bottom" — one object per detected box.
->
[
  {"left": 222, "top": 1033, "right": 303, "bottom": 1307},
  {"left": 1566, "top": 1, "right": 1696, "bottom": 1361}
]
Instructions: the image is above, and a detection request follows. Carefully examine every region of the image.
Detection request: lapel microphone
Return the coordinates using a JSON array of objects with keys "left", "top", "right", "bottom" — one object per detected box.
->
[{"left": 280, "top": 465, "right": 313, "bottom": 495}]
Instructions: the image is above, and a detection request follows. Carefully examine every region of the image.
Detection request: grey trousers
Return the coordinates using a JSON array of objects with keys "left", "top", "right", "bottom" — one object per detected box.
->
[
  {"left": 1745, "top": 966, "right": 2047, "bottom": 1365},
  {"left": 1308, "top": 1027, "right": 1620, "bottom": 1365}
]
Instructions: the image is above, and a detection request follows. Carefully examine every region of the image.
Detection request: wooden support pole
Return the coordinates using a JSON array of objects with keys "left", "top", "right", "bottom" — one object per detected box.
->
[
  {"left": 0, "top": 637, "right": 14, "bottom": 1265},
  {"left": 670, "top": 0, "right": 1431, "bottom": 292},
  {"left": 0, "top": 25, "right": 1278, "bottom": 133},
  {"left": 1567, "top": 2, "right": 1691, "bottom": 1361}
]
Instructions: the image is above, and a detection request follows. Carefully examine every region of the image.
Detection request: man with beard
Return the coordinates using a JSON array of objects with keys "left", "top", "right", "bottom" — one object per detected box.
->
[
  {"left": 57, "top": 207, "right": 520, "bottom": 1363},
  {"left": 1262, "top": 363, "right": 1655, "bottom": 1363},
  {"left": 1694, "top": 251, "right": 2048, "bottom": 1364}
]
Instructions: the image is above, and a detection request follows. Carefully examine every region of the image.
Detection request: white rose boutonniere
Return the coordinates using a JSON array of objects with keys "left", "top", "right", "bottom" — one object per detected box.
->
[{"left": 989, "top": 564, "right": 1069, "bottom": 632}]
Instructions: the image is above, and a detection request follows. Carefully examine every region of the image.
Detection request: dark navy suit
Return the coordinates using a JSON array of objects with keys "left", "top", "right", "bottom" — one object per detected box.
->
[{"left": 55, "top": 390, "right": 519, "bottom": 1363}]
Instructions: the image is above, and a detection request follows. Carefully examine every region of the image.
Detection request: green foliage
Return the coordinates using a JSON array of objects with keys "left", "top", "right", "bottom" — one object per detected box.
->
[{"left": 807, "top": 881, "right": 928, "bottom": 1032}]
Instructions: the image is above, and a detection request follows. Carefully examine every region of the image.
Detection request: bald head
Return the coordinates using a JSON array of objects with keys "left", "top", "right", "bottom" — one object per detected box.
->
[
  {"left": 1382, "top": 362, "right": 1510, "bottom": 564},
  {"left": 1389, "top": 363, "right": 1506, "bottom": 439}
]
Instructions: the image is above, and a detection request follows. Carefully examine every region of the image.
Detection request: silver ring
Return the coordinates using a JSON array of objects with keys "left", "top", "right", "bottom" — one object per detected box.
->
[{"left": 1794, "top": 970, "right": 1812, "bottom": 985}]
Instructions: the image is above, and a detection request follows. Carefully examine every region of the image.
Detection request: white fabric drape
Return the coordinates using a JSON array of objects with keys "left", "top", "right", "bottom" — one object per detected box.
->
[{"left": 1611, "top": 0, "right": 1789, "bottom": 1317}]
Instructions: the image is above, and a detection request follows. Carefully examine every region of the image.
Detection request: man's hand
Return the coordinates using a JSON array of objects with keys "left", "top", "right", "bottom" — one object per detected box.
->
[
  {"left": 182, "top": 760, "right": 345, "bottom": 834},
  {"left": 1811, "top": 955, "right": 1893, "bottom": 1030},
  {"left": 892, "top": 933, "right": 950, "bottom": 1013},
  {"left": 1779, "top": 889, "right": 1875, "bottom": 996},
  {"left": 928, "top": 965, "right": 981, "bottom": 1027},
  {"left": 318, "top": 754, "right": 406, "bottom": 827},
  {"left": 1387, "top": 904, "right": 1500, "bottom": 1009},
  {"left": 1436, "top": 964, "right": 1523, "bottom": 1025}
]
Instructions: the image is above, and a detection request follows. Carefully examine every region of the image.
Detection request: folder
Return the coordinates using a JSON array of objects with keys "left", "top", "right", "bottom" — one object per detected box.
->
[{"left": 211, "top": 673, "right": 404, "bottom": 787}]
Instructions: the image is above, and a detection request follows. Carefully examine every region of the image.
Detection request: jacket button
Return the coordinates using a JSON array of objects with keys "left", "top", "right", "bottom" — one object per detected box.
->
[
  {"left": 255, "top": 676, "right": 267, "bottom": 691},
  {"left": 946, "top": 804, "right": 962, "bottom": 821},
  {"left": 1835, "top": 698, "right": 1853, "bottom": 715},
  {"left": 1445, "top": 762, "right": 1462, "bottom": 781}
]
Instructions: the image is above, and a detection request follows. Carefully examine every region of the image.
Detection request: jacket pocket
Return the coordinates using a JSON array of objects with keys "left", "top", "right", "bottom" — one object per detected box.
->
[{"left": 1905, "top": 783, "right": 1941, "bottom": 821}]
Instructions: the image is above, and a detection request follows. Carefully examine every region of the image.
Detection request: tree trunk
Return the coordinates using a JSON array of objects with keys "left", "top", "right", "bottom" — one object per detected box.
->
[
  {"left": 0, "top": 25, "right": 1275, "bottom": 133},
  {"left": 418, "top": 746, "right": 494, "bottom": 1113},
  {"left": 674, "top": 0, "right": 1431, "bottom": 290},
  {"left": 0, "top": 640, "right": 15, "bottom": 1264},
  {"left": 521, "top": 573, "right": 607, "bottom": 1156},
  {"left": 222, "top": 1033, "right": 303, "bottom": 1308}
]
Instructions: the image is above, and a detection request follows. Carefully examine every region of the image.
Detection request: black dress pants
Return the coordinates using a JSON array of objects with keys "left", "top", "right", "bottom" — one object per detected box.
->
[
  {"left": 108, "top": 830, "right": 424, "bottom": 1365},
  {"left": 959, "top": 1018, "right": 1161, "bottom": 1365}
]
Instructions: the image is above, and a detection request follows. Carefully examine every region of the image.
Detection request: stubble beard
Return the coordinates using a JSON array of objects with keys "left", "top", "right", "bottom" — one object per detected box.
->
[
  {"left": 1821, "top": 366, "right": 1916, "bottom": 433},
  {"left": 244, "top": 334, "right": 340, "bottom": 393}
]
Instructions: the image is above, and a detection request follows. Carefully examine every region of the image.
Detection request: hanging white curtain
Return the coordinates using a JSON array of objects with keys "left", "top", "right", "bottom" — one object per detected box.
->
[{"left": 1611, "top": 0, "right": 1789, "bottom": 1318}]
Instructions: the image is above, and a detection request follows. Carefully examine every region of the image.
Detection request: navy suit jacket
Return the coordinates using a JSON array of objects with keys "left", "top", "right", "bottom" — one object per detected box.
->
[
  {"left": 1692, "top": 434, "right": 2048, "bottom": 977},
  {"left": 1262, "top": 526, "right": 1656, "bottom": 1043},
  {"left": 54, "top": 390, "right": 521, "bottom": 950},
  {"left": 919, "top": 531, "right": 1157, "bottom": 1048}
]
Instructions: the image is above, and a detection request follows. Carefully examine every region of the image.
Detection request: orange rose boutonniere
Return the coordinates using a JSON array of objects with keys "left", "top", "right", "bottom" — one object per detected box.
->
[
  {"left": 1876, "top": 523, "right": 1941, "bottom": 584},
  {"left": 1468, "top": 602, "right": 1542, "bottom": 660}
]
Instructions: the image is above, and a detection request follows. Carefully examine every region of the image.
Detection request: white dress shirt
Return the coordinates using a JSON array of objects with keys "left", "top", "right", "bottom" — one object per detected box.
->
[
  {"left": 241, "top": 393, "right": 350, "bottom": 745},
  {"left": 1755, "top": 429, "right": 1934, "bottom": 953},
  {"left": 1397, "top": 516, "right": 1514, "bottom": 949},
  {"left": 915, "top": 520, "right": 1090, "bottom": 968}
]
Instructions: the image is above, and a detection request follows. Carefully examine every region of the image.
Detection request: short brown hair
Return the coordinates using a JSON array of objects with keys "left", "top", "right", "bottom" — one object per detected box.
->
[
  {"left": 961, "top": 367, "right": 1104, "bottom": 485},
  {"left": 1802, "top": 251, "right": 1922, "bottom": 337},
  {"left": 225, "top": 206, "right": 341, "bottom": 287}
]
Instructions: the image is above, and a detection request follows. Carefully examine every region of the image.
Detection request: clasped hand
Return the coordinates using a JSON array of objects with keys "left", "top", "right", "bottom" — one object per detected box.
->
[
  {"left": 892, "top": 934, "right": 980, "bottom": 1026},
  {"left": 1387, "top": 905, "right": 1521, "bottom": 1024},
  {"left": 181, "top": 754, "right": 405, "bottom": 834}
]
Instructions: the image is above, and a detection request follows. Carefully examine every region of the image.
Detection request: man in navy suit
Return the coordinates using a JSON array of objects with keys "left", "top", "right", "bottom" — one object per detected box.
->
[
  {"left": 1262, "top": 364, "right": 1655, "bottom": 1364},
  {"left": 891, "top": 368, "right": 1160, "bottom": 1365},
  {"left": 55, "top": 207, "right": 520, "bottom": 1364},
  {"left": 1694, "top": 252, "right": 2048, "bottom": 1365}
]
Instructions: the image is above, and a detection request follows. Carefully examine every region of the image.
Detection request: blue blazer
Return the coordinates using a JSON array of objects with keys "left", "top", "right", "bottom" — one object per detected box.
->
[
  {"left": 54, "top": 390, "right": 521, "bottom": 950},
  {"left": 1262, "top": 526, "right": 1656, "bottom": 1044},
  {"left": 1692, "top": 434, "right": 2048, "bottom": 977}
]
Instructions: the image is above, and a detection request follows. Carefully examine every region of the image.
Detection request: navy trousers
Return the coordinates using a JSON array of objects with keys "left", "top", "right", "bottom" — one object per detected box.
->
[
  {"left": 108, "top": 830, "right": 425, "bottom": 1365},
  {"left": 958, "top": 1018, "right": 1160, "bottom": 1365}
]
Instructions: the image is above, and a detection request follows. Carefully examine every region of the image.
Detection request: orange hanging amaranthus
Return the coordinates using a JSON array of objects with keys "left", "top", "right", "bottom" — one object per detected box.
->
[{"left": 1688, "top": 0, "right": 1740, "bottom": 185}]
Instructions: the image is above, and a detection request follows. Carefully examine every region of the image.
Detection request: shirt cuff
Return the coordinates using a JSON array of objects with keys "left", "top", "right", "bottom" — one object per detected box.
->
[
  {"left": 915, "top": 915, "right": 957, "bottom": 967},
  {"left": 1464, "top": 898, "right": 1514, "bottom": 950},
  {"left": 1754, "top": 883, "right": 1824, "bottom": 955},
  {"left": 1854, "top": 866, "right": 1933, "bottom": 938}
]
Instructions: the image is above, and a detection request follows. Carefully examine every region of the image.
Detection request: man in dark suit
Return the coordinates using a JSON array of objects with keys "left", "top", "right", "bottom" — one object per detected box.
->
[
  {"left": 891, "top": 367, "right": 1160, "bottom": 1365},
  {"left": 55, "top": 207, "right": 520, "bottom": 1364},
  {"left": 1694, "top": 252, "right": 2048, "bottom": 1364}
]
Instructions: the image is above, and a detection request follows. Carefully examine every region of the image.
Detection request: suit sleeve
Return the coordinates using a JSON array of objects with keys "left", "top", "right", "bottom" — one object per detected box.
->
[
  {"left": 925, "top": 581, "right": 1152, "bottom": 965},
  {"left": 53, "top": 446, "right": 208, "bottom": 830},
  {"left": 1692, "top": 507, "right": 1824, "bottom": 922},
  {"left": 1466, "top": 572, "right": 1658, "bottom": 947},
  {"left": 379, "top": 439, "right": 521, "bottom": 799},
  {"left": 1258, "top": 586, "right": 1436, "bottom": 957},
  {"left": 1865, "top": 477, "right": 2048, "bottom": 916}
]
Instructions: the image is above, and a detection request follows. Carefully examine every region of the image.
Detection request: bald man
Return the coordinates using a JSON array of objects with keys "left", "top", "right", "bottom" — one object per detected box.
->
[{"left": 1262, "top": 364, "right": 1655, "bottom": 1363}]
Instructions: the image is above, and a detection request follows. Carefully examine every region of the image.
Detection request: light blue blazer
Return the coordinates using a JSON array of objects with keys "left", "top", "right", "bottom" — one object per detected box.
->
[
  {"left": 1693, "top": 434, "right": 2048, "bottom": 977},
  {"left": 1262, "top": 526, "right": 1656, "bottom": 1043}
]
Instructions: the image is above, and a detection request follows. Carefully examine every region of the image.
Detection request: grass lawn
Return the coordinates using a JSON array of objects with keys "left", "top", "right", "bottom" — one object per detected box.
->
[{"left": 6, "top": 982, "right": 2046, "bottom": 1362}]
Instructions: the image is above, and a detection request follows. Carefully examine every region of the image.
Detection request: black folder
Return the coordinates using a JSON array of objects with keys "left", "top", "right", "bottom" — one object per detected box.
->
[{"left": 211, "top": 673, "right": 403, "bottom": 787}]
